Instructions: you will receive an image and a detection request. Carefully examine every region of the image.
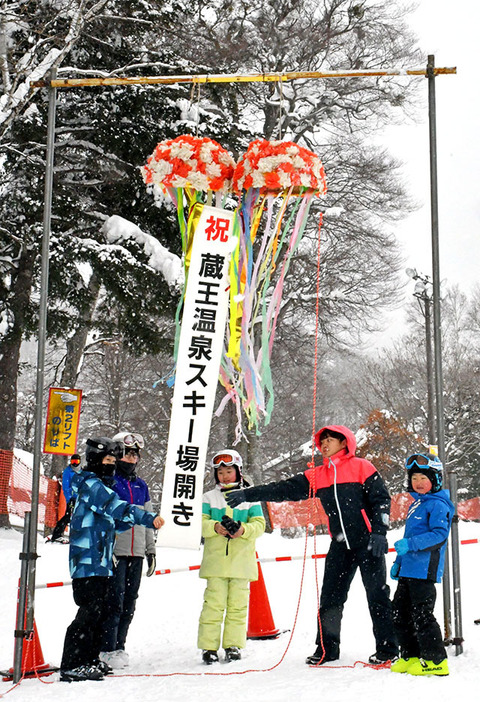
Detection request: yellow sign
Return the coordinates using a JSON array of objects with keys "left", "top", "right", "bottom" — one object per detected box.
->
[{"left": 43, "top": 388, "right": 83, "bottom": 455}]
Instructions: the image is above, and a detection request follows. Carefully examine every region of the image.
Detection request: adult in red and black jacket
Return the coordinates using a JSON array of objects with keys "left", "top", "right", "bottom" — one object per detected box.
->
[{"left": 226, "top": 424, "right": 398, "bottom": 665}]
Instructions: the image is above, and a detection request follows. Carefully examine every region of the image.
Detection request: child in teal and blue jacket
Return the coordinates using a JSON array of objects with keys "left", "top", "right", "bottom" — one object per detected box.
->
[
  {"left": 60, "top": 437, "right": 163, "bottom": 683},
  {"left": 390, "top": 452, "right": 454, "bottom": 677}
]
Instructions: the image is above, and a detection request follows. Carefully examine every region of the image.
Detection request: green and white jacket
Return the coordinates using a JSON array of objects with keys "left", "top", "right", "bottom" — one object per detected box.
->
[{"left": 199, "top": 484, "right": 265, "bottom": 581}]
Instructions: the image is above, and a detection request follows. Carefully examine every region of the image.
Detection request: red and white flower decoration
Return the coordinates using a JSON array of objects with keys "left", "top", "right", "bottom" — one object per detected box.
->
[
  {"left": 141, "top": 134, "right": 235, "bottom": 193},
  {"left": 233, "top": 139, "right": 327, "bottom": 195}
]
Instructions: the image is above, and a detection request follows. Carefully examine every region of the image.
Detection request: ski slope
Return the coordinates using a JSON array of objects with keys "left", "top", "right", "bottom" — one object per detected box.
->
[{"left": 1, "top": 521, "right": 479, "bottom": 701}]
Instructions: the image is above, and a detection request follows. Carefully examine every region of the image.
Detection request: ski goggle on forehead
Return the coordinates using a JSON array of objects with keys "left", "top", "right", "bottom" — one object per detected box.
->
[
  {"left": 212, "top": 452, "right": 239, "bottom": 467},
  {"left": 123, "top": 433, "right": 144, "bottom": 449},
  {"left": 405, "top": 454, "right": 438, "bottom": 470}
]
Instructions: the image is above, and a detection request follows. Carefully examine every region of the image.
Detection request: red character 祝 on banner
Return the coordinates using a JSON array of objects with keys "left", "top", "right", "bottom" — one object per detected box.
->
[{"left": 205, "top": 216, "right": 230, "bottom": 242}]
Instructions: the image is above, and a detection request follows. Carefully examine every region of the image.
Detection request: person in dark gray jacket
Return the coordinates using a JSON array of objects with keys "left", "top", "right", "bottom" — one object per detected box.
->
[{"left": 99, "top": 432, "right": 157, "bottom": 669}]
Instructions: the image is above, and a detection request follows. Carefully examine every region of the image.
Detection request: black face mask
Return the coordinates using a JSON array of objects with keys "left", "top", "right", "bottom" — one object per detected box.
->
[
  {"left": 88, "top": 459, "right": 115, "bottom": 484},
  {"left": 117, "top": 460, "right": 137, "bottom": 479},
  {"left": 100, "top": 460, "right": 116, "bottom": 477}
]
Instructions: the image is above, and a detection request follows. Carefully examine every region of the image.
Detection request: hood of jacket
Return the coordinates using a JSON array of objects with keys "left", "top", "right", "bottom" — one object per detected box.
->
[{"left": 314, "top": 424, "right": 357, "bottom": 455}]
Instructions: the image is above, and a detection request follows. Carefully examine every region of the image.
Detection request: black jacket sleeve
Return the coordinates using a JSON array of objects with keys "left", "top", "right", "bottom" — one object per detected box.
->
[
  {"left": 242, "top": 473, "right": 311, "bottom": 503},
  {"left": 364, "top": 472, "right": 391, "bottom": 536}
]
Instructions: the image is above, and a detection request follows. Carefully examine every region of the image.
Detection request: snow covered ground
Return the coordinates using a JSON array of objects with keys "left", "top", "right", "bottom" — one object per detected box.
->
[{"left": 1, "top": 521, "right": 479, "bottom": 701}]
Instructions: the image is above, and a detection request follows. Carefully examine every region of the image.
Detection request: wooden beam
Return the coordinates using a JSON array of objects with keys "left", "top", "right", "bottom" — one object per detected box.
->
[{"left": 30, "top": 66, "right": 457, "bottom": 89}]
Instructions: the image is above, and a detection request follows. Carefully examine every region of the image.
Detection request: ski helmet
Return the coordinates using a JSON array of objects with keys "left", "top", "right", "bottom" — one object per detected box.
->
[
  {"left": 112, "top": 431, "right": 144, "bottom": 459},
  {"left": 85, "top": 437, "right": 117, "bottom": 476},
  {"left": 405, "top": 453, "right": 444, "bottom": 493},
  {"left": 211, "top": 449, "right": 244, "bottom": 485}
]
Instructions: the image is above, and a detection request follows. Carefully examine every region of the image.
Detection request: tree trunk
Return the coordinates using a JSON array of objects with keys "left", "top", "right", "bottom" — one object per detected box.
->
[
  {"left": 0, "top": 250, "right": 35, "bottom": 527},
  {"left": 48, "top": 272, "right": 101, "bottom": 480}
]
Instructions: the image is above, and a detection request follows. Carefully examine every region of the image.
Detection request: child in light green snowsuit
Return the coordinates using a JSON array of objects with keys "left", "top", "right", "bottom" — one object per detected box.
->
[{"left": 198, "top": 450, "right": 265, "bottom": 663}]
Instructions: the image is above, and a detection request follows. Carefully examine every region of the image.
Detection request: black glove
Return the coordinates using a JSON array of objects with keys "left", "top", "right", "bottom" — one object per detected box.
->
[
  {"left": 368, "top": 533, "right": 388, "bottom": 557},
  {"left": 146, "top": 553, "right": 156, "bottom": 577},
  {"left": 225, "top": 489, "right": 246, "bottom": 508},
  {"left": 221, "top": 514, "right": 241, "bottom": 536}
]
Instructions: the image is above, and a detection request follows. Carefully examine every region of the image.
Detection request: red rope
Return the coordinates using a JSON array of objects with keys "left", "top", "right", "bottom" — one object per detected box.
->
[{"left": 308, "top": 213, "right": 327, "bottom": 664}]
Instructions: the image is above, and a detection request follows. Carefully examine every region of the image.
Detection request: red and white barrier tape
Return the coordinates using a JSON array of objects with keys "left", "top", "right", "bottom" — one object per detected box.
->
[{"left": 36, "top": 538, "right": 479, "bottom": 590}]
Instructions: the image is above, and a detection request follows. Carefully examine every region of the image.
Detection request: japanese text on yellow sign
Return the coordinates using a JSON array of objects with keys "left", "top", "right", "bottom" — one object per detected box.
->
[{"left": 43, "top": 388, "right": 82, "bottom": 455}]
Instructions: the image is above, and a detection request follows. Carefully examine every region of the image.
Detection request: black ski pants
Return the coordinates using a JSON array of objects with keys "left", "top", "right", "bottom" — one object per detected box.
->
[
  {"left": 60, "top": 576, "right": 111, "bottom": 671},
  {"left": 100, "top": 556, "right": 143, "bottom": 652},
  {"left": 392, "top": 577, "right": 446, "bottom": 663},
  {"left": 315, "top": 539, "right": 397, "bottom": 658}
]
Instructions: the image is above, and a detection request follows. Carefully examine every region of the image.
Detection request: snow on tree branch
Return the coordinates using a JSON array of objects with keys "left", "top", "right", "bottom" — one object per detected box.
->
[
  {"left": 102, "top": 214, "right": 183, "bottom": 291},
  {"left": 0, "top": 1, "right": 110, "bottom": 139}
]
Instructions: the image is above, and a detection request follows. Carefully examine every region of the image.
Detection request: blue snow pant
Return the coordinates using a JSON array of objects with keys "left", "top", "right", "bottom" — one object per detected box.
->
[
  {"left": 61, "top": 576, "right": 111, "bottom": 670},
  {"left": 197, "top": 577, "right": 250, "bottom": 651},
  {"left": 100, "top": 556, "right": 143, "bottom": 652},
  {"left": 393, "top": 577, "right": 446, "bottom": 663},
  {"left": 316, "top": 539, "right": 397, "bottom": 659}
]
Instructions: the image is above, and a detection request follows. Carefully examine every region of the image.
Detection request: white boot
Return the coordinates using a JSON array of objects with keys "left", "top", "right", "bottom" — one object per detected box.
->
[{"left": 98, "top": 650, "right": 129, "bottom": 669}]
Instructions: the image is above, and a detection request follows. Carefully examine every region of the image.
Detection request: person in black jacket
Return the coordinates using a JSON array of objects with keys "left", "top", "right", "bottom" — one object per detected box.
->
[
  {"left": 226, "top": 424, "right": 398, "bottom": 666},
  {"left": 50, "top": 454, "right": 82, "bottom": 543}
]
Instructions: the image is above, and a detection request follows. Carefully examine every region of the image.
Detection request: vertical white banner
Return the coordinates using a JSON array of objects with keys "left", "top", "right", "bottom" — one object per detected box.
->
[{"left": 157, "top": 205, "right": 236, "bottom": 549}]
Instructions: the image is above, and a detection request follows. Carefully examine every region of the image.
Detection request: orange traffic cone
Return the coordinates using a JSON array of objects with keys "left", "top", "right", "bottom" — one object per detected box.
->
[
  {"left": 1, "top": 600, "right": 57, "bottom": 681},
  {"left": 247, "top": 556, "right": 280, "bottom": 639}
]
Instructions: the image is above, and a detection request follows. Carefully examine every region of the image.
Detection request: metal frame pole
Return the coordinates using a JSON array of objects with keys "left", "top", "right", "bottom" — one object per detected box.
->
[
  {"left": 24, "top": 68, "right": 57, "bottom": 637},
  {"left": 12, "top": 513, "right": 32, "bottom": 683},
  {"left": 423, "top": 295, "right": 436, "bottom": 446},
  {"left": 449, "top": 472, "right": 464, "bottom": 654},
  {"left": 427, "top": 53, "right": 453, "bottom": 645}
]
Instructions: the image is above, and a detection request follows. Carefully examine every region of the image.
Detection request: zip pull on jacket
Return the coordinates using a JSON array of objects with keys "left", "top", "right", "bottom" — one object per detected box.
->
[{"left": 330, "top": 456, "right": 351, "bottom": 550}]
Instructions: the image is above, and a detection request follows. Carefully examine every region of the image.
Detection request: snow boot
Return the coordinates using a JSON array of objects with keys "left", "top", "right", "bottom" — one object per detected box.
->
[
  {"left": 407, "top": 658, "right": 449, "bottom": 676},
  {"left": 391, "top": 657, "right": 419, "bottom": 673},
  {"left": 224, "top": 647, "right": 241, "bottom": 662},
  {"left": 60, "top": 664, "right": 104, "bottom": 682},
  {"left": 95, "top": 659, "right": 114, "bottom": 675},
  {"left": 306, "top": 645, "right": 339, "bottom": 665},
  {"left": 202, "top": 650, "right": 219, "bottom": 665},
  {"left": 368, "top": 652, "right": 399, "bottom": 665},
  {"left": 98, "top": 649, "right": 129, "bottom": 669}
]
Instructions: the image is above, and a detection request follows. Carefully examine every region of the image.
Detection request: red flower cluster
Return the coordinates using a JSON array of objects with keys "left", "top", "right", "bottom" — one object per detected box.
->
[
  {"left": 233, "top": 139, "right": 327, "bottom": 195},
  {"left": 141, "top": 134, "right": 235, "bottom": 192}
]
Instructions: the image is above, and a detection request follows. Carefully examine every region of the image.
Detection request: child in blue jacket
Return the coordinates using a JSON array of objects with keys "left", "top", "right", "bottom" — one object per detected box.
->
[
  {"left": 60, "top": 437, "right": 164, "bottom": 683},
  {"left": 390, "top": 452, "right": 454, "bottom": 677}
]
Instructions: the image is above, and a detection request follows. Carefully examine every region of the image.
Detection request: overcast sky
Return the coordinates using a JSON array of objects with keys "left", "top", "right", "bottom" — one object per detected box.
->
[{"left": 371, "top": 0, "right": 479, "bottom": 345}]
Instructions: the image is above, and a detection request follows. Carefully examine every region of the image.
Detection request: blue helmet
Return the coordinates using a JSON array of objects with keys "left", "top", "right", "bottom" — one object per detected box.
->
[{"left": 405, "top": 453, "right": 444, "bottom": 493}]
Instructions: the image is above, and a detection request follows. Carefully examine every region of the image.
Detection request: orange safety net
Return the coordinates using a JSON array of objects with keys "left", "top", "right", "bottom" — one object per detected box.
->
[
  {"left": 266, "top": 491, "right": 480, "bottom": 530},
  {"left": 0, "top": 449, "right": 60, "bottom": 527}
]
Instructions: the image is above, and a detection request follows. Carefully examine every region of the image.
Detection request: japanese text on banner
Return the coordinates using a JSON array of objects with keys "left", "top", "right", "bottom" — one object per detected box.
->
[{"left": 158, "top": 205, "right": 236, "bottom": 549}]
